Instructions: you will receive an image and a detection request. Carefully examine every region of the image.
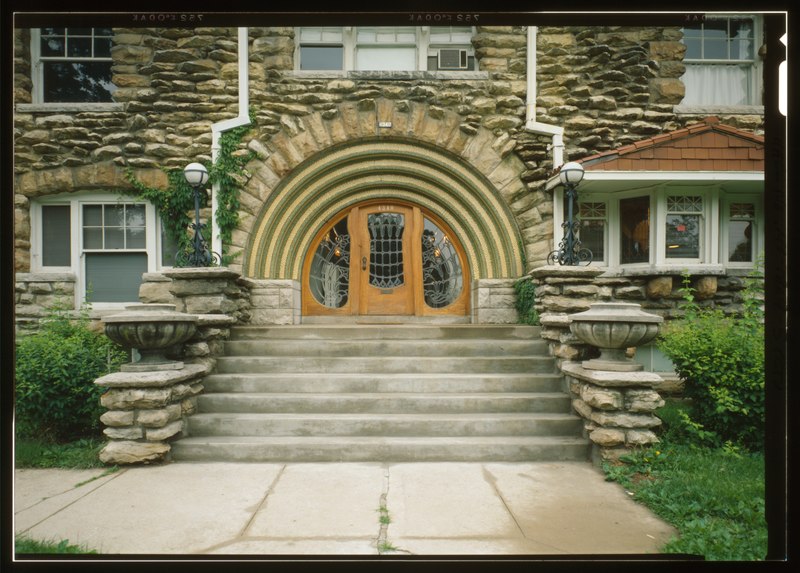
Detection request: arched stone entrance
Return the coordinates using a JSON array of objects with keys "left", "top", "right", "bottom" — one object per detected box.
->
[{"left": 244, "top": 137, "right": 525, "bottom": 284}]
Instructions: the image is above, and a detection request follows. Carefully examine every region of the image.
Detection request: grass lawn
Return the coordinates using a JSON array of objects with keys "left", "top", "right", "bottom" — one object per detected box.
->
[
  {"left": 15, "top": 437, "right": 106, "bottom": 469},
  {"left": 15, "top": 537, "right": 98, "bottom": 555},
  {"left": 602, "top": 400, "right": 767, "bottom": 561}
]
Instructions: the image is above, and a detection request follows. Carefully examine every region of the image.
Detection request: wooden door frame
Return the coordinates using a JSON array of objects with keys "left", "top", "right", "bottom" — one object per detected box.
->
[{"left": 301, "top": 199, "right": 470, "bottom": 318}]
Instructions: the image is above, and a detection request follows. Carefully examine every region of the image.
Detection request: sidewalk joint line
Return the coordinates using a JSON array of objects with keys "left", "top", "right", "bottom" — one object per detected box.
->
[
  {"left": 15, "top": 468, "right": 128, "bottom": 535},
  {"left": 238, "top": 464, "right": 285, "bottom": 538},
  {"left": 482, "top": 465, "right": 528, "bottom": 540}
]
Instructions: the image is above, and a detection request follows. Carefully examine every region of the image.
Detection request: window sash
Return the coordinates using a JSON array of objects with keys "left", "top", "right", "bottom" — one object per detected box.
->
[{"left": 41, "top": 204, "right": 72, "bottom": 267}]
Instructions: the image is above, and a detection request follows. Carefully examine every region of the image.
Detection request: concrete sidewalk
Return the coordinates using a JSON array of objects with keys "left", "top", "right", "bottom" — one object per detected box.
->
[{"left": 14, "top": 461, "right": 677, "bottom": 556}]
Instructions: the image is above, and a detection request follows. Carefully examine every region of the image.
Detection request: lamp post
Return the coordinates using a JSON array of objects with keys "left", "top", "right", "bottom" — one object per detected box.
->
[
  {"left": 547, "top": 161, "right": 592, "bottom": 266},
  {"left": 178, "top": 162, "right": 219, "bottom": 267}
]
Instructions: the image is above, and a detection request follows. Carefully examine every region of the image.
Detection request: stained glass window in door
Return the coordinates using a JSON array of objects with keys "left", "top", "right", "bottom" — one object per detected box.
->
[
  {"left": 368, "top": 213, "right": 405, "bottom": 289},
  {"left": 421, "top": 217, "right": 463, "bottom": 308},
  {"left": 309, "top": 217, "right": 350, "bottom": 308}
]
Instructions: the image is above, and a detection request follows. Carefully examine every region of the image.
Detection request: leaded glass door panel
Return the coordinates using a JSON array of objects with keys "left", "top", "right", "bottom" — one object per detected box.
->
[{"left": 358, "top": 204, "right": 415, "bottom": 315}]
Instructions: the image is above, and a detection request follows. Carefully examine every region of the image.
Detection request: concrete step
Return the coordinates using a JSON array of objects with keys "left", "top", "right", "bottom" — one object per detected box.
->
[
  {"left": 197, "top": 392, "right": 570, "bottom": 414},
  {"left": 223, "top": 338, "right": 548, "bottom": 357},
  {"left": 230, "top": 324, "right": 542, "bottom": 341},
  {"left": 201, "top": 373, "right": 566, "bottom": 394},
  {"left": 170, "top": 435, "right": 591, "bottom": 463},
  {"left": 186, "top": 412, "right": 584, "bottom": 437},
  {"left": 214, "top": 356, "right": 556, "bottom": 375}
]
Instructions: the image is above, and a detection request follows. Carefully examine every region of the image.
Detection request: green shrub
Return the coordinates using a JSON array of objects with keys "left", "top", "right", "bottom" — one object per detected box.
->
[
  {"left": 514, "top": 277, "right": 539, "bottom": 325},
  {"left": 15, "top": 303, "right": 127, "bottom": 442},
  {"left": 656, "top": 269, "right": 764, "bottom": 450}
]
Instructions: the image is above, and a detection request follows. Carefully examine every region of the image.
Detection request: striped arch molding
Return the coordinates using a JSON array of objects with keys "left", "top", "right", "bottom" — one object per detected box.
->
[{"left": 244, "top": 137, "right": 525, "bottom": 280}]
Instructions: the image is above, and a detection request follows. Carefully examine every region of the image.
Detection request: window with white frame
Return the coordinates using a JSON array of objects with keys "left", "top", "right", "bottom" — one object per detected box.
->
[
  {"left": 665, "top": 195, "right": 704, "bottom": 259},
  {"left": 574, "top": 186, "right": 762, "bottom": 269},
  {"left": 33, "top": 195, "right": 175, "bottom": 305},
  {"left": 296, "top": 26, "right": 475, "bottom": 72},
  {"left": 726, "top": 200, "right": 757, "bottom": 263},
  {"left": 33, "top": 28, "right": 116, "bottom": 103},
  {"left": 578, "top": 202, "right": 607, "bottom": 264},
  {"left": 680, "top": 16, "right": 761, "bottom": 106}
]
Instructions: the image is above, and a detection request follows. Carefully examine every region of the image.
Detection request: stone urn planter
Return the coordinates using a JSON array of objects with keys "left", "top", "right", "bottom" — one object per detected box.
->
[
  {"left": 569, "top": 302, "right": 663, "bottom": 372},
  {"left": 103, "top": 304, "right": 198, "bottom": 372}
]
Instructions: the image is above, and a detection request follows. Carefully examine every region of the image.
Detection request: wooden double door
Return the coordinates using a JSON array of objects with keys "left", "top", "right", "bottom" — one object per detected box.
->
[{"left": 303, "top": 201, "right": 469, "bottom": 318}]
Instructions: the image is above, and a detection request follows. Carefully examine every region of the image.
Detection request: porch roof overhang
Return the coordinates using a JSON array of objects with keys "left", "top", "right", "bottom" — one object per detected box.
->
[{"left": 544, "top": 117, "right": 765, "bottom": 192}]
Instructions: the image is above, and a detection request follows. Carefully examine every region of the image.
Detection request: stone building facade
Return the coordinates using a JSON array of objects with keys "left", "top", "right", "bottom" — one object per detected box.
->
[{"left": 13, "top": 20, "right": 765, "bottom": 343}]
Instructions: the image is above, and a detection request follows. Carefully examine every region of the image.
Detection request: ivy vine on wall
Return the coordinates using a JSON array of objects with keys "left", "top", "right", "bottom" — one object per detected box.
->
[{"left": 124, "top": 114, "right": 255, "bottom": 267}]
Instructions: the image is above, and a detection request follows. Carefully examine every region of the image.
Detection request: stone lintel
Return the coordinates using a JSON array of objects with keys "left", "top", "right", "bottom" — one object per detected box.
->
[
  {"left": 194, "top": 313, "right": 237, "bottom": 327},
  {"left": 529, "top": 265, "right": 606, "bottom": 280},
  {"left": 562, "top": 361, "right": 663, "bottom": 388},
  {"left": 162, "top": 267, "right": 241, "bottom": 280},
  {"left": 15, "top": 272, "right": 77, "bottom": 282},
  {"left": 538, "top": 312, "right": 571, "bottom": 327},
  {"left": 95, "top": 363, "right": 210, "bottom": 388}
]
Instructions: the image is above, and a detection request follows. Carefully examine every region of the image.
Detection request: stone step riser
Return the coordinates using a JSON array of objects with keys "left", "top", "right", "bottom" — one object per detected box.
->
[
  {"left": 224, "top": 339, "right": 547, "bottom": 357},
  {"left": 201, "top": 375, "right": 565, "bottom": 394},
  {"left": 214, "top": 357, "right": 556, "bottom": 375},
  {"left": 170, "top": 439, "right": 590, "bottom": 463},
  {"left": 186, "top": 414, "right": 584, "bottom": 437},
  {"left": 230, "top": 325, "right": 542, "bottom": 341},
  {"left": 197, "top": 394, "right": 571, "bottom": 414}
]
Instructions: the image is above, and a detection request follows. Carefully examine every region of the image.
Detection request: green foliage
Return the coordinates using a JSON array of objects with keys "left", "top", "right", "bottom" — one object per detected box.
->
[
  {"left": 125, "top": 167, "right": 197, "bottom": 259},
  {"left": 513, "top": 277, "right": 540, "bottom": 325},
  {"left": 124, "top": 112, "right": 255, "bottom": 266},
  {"left": 15, "top": 438, "right": 107, "bottom": 469},
  {"left": 16, "top": 537, "right": 98, "bottom": 555},
  {"left": 602, "top": 400, "right": 766, "bottom": 560},
  {"left": 656, "top": 267, "right": 765, "bottom": 450},
  {"left": 15, "top": 302, "right": 127, "bottom": 442}
]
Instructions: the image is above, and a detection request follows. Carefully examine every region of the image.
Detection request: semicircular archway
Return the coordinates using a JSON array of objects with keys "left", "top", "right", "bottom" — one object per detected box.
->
[{"left": 244, "top": 137, "right": 525, "bottom": 281}]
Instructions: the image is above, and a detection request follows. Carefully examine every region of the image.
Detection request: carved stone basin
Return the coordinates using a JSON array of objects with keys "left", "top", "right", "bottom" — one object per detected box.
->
[
  {"left": 103, "top": 304, "right": 198, "bottom": 372},
  {"left": 569, "top": 302, "right": 663, "bottom": 371}
]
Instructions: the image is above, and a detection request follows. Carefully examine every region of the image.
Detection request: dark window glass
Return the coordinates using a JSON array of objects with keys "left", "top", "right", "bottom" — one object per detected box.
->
[
  {"left": 42, "top": 205, "right": 71, "bottom": 266},
  {"left": 620, "top": 196, "right": 650, "bottom": 264},
  {"left": 67, "top": 37, "right": 92, "bottom": 57},
  {"left": 41, "top": 36, "right": 65, "bottom": 57},
  {"left": 94, "top": 37, "right": 112, "bottom": 58},
  {"left": 85, "top": 253, "right": 147, "bottom": 302},
  {"left": 665, "top": 214, "right": 701, "bottom": 258},
  {"left": 42, "top": 61, "right": 114, "bottom": 102},
  {"left": 300, "top": 46, "right": 343, "bottom": 70}
]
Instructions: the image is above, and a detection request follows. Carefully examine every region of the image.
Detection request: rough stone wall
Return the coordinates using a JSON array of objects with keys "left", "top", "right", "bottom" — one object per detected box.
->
[
  {"left": 13, "top": 25, "right": 765, "bottom": 317},
  {"left": 14, "top": 273, "right": 77, "bottom": 335}
]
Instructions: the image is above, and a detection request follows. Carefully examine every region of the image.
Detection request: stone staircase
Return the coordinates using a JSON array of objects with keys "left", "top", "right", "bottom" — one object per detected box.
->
[{"left": 171, "top": 325, "right": 590, "bottom": 462}]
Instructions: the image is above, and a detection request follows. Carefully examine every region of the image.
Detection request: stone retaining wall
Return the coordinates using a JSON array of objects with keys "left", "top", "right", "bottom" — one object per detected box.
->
[
  {"left": 14, "top": 272, "right": 77, "bottom": 335},
  {"left": 472, "top": 278, "right": 519, "bottom": 324},
  {"left": 248, "top": 279, "right": 301, "bottom": 325},
  {"left": 526, "top": 264, "right": 760, "bottom": 459}
]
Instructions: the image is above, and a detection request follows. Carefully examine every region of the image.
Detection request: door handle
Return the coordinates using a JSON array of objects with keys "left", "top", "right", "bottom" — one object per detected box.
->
[{"left": 361, "top": 256, "right": 367, "bottom": 271}]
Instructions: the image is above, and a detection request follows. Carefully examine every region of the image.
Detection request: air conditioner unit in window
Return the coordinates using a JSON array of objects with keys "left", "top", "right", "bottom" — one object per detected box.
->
[{"left": 438, "top": 48, "right": 468, "bottom": 70}]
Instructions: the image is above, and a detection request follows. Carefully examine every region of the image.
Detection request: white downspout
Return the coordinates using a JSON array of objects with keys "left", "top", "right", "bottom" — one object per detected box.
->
[
  {"left": 524, "top": 26, "right": 564, "bottom": 170},
  {"left": 210, "top": 27, "right": 251, "bottom": 259},
  {"left": 524, "top": 26, "right": 566, "bottom": 252}
]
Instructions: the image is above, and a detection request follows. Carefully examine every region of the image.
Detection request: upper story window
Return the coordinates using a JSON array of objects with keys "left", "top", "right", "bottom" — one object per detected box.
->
[
  {"left": 680, "top": 16, "right": 761, "bottom": 106},
  {"left": 296, "top": 26, "right": 476, "bottom": 72},
  {"left": 33, "top": 28, "right": 115, "bottom": 103}
]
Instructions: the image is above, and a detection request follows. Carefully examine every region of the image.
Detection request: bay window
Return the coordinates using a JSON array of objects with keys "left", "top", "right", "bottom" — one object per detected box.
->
[{"left": 575, "top": 185, "right": 761, "bottom": 271}]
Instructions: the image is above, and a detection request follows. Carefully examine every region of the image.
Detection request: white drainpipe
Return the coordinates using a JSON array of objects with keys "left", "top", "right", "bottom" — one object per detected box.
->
[
  {"left": 210, "top": 27, "right": 251, "bottom": 259},
  {"left": 524, "top": 26, "right": 564, "bottom": 170}
]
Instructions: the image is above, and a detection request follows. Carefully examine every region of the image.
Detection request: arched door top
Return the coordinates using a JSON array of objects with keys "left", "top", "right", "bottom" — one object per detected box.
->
[{"left": 245, "top": 137, "right": 524, "bottom": 281}]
